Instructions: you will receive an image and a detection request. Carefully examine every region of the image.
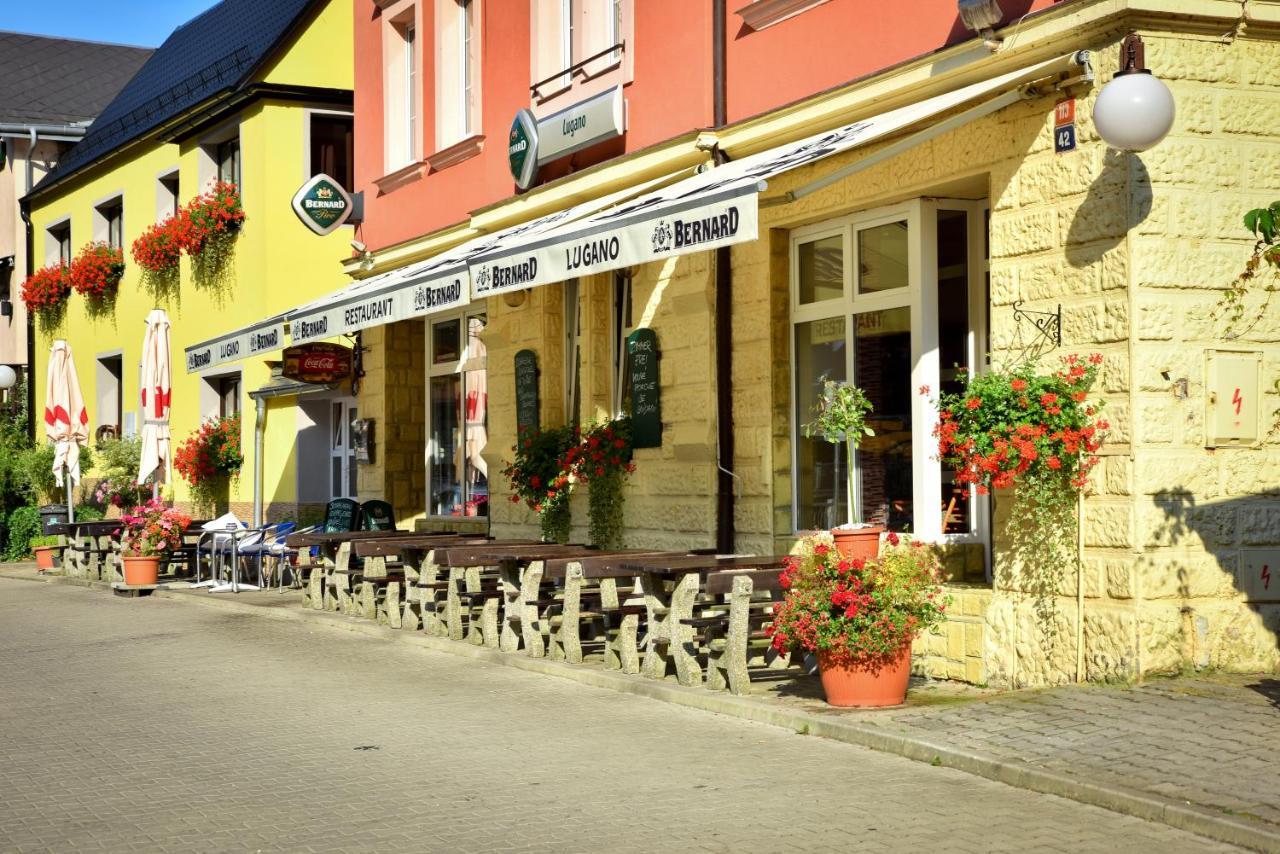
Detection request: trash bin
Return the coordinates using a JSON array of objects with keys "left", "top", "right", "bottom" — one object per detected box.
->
[{"left": 39, "top": 504, "right": 68, "bottom": 535}]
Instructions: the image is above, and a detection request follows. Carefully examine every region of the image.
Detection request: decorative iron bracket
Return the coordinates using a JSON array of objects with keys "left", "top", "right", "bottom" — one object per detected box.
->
[
  {"left": 1011, "top": 301, "right": 1062, "bottom": 348},
  {"left": 343, "top": 331, "right": 369, "bottom": 395}
]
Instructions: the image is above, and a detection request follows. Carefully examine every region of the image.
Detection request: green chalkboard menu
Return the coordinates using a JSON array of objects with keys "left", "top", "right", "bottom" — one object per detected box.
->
[
  {"left": 627, "top": 329, "right": 661, "bottom": 448},
  {"left": 514, "top": 349, "right": 540, "bottom": 435}
]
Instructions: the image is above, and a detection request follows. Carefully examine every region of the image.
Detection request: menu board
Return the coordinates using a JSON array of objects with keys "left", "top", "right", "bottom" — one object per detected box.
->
[
  {"left": 323, "top": 498, "right": 359, "bottom": 533},
  {"left": 627, "top": 329, "right": 661, "bottom": 449},
  {"left": 514, "top": 349, "right": 540, "bottom": 435}
]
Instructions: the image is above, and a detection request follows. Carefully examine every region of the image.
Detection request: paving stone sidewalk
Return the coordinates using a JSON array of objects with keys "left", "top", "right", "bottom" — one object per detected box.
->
[
  {"left": 0, "top": 574, "right": 1249, "bottom": 854},
  {"left": 853, "top": 671, "right": 1280, "bottom": 832}
]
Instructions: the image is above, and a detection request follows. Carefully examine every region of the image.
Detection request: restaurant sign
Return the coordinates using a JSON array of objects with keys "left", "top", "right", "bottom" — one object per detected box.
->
[
  {"left": 291, "top": 173, "right": 354, "bottom": 236},
  {"left": 289, "top": 267, "right": 468, "bottom": 343},
  {"left": 282, "top": 343, "right": 353, "bottom": 384},
  {"left": 185, "top": 319, "right": 285, "bottom": 374}
]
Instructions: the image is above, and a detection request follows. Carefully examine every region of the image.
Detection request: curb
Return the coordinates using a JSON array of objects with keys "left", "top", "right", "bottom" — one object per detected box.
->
[{"left": 4, "top": 567, "right": 1278, "bottom": 854}]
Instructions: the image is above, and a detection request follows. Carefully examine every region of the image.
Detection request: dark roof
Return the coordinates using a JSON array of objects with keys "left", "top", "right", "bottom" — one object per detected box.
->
[
  {"left": 0, "top": 32, "right": 152, "bottom": 127},
  {"left": 29, "top": 0, "right": 322, "bottom": 198}
]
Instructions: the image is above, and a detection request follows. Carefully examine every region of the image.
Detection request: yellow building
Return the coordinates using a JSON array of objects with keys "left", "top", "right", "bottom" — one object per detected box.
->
[{"left": 25, "top": 0, "right": 354, "bottom": 523}]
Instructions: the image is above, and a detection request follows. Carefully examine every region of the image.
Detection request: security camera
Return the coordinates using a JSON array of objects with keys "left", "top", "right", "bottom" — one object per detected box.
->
[{"left": 350, "top": 240, "right": 367, "bottom": 254}]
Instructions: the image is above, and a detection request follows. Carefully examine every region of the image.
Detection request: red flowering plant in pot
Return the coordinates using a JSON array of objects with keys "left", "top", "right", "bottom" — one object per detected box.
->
[
  {"left": 931, "top": 354, "right": 1109, "bottom": 626},
  {"left": 174, "top": 415, "right": 244, "bottom": 517},
  {"left": 69, "top": 242, "right": 125, "bottom": 312},
  {"left": 803, "top": 380, "right": 881, "bottom": 560},
  {"left": 117, "top": 498, "right": 191, "bottom": 585},
  {"left": 768, "top": 532, "right": 949, "bottom": 707},
  {"left": 501, "top": 425, "right": 577, "bottom": 544},
  {"left": 20, "top": 262, "right": 71, "bottom": 327}
]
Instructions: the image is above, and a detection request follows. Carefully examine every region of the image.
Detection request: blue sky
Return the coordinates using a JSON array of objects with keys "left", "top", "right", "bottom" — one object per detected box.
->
[{"left": 0, "top": 0, "right": 220, "bottom": 48}]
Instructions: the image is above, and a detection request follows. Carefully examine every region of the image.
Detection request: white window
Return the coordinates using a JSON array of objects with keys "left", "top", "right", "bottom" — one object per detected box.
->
[
  {"left": 426, "top": 312, "right": 489, "bottom": 518},
  {"left": 330, "top": 397, "right": 359, "bottom": 499},
  {"left": 610, "top": 271, "right": 633, "bottom": 416},
  {"left": 435, "top": 0, "right": 481, "bottom": 149},
  {"left": 790, "top": 199, "right": 989, "bottom": 547},
  {"left": 217, "top": 137, "right": 241, "bottom": 187},
  {"left": 157, "top": 170, "right": 180, "bottom": 221},
  {"left": 46, "top": 220, "right": 71, "bottom": 265},
  {"left": 563, "top": 278, "right": 581, "bottom": 425},
  {"left": 382, "top": 3, "right": 421, "bottom": 173},
  {"left": 94, "top": 197, "right": 124, "bottom": 250},
  {"left": 199, "top": 370, "right": 242, "bottom": 421},
  {"left": 96, "top": 354, "right": 123, "bottom": 436},
  {"left": 531, "top": 0, "right": 631, "bottom": 104}
]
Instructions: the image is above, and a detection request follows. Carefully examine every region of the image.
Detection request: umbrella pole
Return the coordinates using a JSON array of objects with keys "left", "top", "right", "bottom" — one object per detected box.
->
[{"left": 67, "top": 468, "right": 74, "bottom": 524}]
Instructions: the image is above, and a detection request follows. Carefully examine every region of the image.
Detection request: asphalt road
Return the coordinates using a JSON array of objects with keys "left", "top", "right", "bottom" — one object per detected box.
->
[{"left": 0, "top": 577, "right": 1239, "bottom": 853}]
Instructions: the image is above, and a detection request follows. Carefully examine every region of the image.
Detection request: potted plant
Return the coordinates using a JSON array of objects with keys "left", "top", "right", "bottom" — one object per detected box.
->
[
  {"left": 803, "top": 380, "right": 880, "bottom": 560},
  {"left": 561, "top": 418, "right": 636, "bottom": 549},
  {"left": 29, "top": 534, "right": 61, "bottom": 571},
  {"left": 117, "top": 498, "right": 190, "bottom": 585},
  {"left": 768, "top": 532, "right": 949, "bottom": 707}
]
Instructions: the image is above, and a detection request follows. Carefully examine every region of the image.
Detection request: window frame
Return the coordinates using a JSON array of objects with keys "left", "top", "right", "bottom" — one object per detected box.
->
[
  {"left": 46, "top": 219, "right": 71, "bottom": 266},
  {"left": 216, "top": 137, "right": 241, "bottom": 188},
  {"left": 93, "top": 195, "right": 125, "bottom": 250},
  {"left": 425, "top": 308, "right": 489, "bottom": 520},
  {"left": 305, "top": 109, "right": 356, "bottom": 191},
  {"left": 156, "top": 169, "right": 180, "bottom": 221},
  {"left": 788, "top": 198, "right": 990, "bottom": 550},
  {"left": 530, "top": 0, "right": 633, "bottom": 112}
]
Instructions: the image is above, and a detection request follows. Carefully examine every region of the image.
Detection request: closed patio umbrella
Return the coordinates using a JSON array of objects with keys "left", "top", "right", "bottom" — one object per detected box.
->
[
  {"left": 44, "top": 339, "right": 89, "bottom": 522},
  {"left": 137, "top": 309, "right": 172, "bottom": 493}
]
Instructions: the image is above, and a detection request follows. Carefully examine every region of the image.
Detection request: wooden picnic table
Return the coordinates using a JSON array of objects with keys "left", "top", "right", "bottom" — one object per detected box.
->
[
  {"left": 605, "top": 553, "right": 789, "bottom": 686},
  {"left": 50, "top": 519, "right": 124, "bottom": 581},
  {"left": 285, "top": 528, "right": 431, "bottom": 611}
]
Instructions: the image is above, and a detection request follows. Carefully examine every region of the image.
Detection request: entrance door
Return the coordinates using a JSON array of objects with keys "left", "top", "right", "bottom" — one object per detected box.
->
[{"left": 329, "top": 397, "right": 358, "bottom": 499}]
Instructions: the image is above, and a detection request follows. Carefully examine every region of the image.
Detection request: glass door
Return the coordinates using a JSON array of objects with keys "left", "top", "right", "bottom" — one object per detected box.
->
[
  {"left": 330, "top": 397, "right": 358, "bottom": 499},
  {"left": 426, "top": 312, "right": 488, "bottom": 518}
]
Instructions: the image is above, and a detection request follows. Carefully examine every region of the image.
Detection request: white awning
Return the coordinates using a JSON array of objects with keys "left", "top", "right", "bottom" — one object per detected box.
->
[
  {"left": 286, "top": 169, "right": 690, "bottom": 343},
  {"left": 184, "top": 314, "right": 288, "bottom": 374},
  {"left": 469, "top": 53, "right": 1089, "bottom": 293}
]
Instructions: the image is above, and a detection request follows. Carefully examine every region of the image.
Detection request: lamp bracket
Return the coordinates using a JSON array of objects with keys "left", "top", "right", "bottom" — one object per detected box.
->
[{"left": 1012, "top": 301, "right": 1062, "bottom": 348}]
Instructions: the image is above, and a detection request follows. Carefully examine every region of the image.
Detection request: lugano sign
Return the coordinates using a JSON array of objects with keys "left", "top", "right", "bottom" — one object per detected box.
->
[
  {"left": 470, "top": 184, "right": 759, "bottom": 296},
  {"left": 291, "top": 173, "right": 354, "bottom": 236},
  {"left": 185, "top": 319, "right": 286, "bottom": 374},
  {"left": 508, "top": 86, "right": 625, "bottom": 190},
  {"left": 289, "top": 266, "right": 468, "bottom": 344}
]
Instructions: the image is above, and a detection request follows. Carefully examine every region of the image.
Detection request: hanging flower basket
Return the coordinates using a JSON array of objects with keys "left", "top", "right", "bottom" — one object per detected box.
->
[
  {"left": 502, "top": 425, "right": 577, "bottom": 543},
  {"left": 174, "top": 415, "right": 244, "bottom": 515},
  {"left": 20, "top": 263, "right": 71, "bottom": 323},
  {"left": 69, "top": 242, "right": 124, "bottom": 304},
  {"left": 132, "top": 218, "right": 183, "bottom": 275}
]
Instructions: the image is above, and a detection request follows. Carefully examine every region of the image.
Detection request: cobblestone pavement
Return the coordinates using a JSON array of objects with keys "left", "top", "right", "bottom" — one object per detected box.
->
[
  {"left": 0, "top": 578, "right": 1243, "bottom": 854},
  {"left": 853, "top": 670, "right": 1280, "bottom": 832}
]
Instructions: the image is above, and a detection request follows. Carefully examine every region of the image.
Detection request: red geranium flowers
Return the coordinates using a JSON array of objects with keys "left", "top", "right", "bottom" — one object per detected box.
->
[
  {"left": 130, "top": 181, "right": 245, "bottom": 274},
  {"left": 68, "top": 242, "right": 125, "bottom": 302},
  {"left": 20, "top": 263, "right": 71, "bottom": 315}
]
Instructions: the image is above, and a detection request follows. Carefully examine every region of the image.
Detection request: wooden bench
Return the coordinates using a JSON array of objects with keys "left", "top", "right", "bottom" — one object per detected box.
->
[{"left": 681, "top": 569, "right": 788, "bottom": 694}]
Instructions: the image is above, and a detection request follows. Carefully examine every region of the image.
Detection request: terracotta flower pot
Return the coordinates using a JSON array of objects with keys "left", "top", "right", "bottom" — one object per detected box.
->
[
  {"left": 33, "top": 546, "right": 58, "bottom": 572},
  {"left": 831, "top": 526, "right": 884, "bottom": 562},
  {"left": 122, "top": 555, "right": 161, "bottom": 586},
  {"left": 817, "top": 645, "right": 912, "bottom": 707}
]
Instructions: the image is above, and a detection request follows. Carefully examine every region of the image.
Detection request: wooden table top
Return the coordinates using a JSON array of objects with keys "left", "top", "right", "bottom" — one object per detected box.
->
[
  {"left": 352, "top": 535, "right": 507, "bottom": 557},
  {"left": 614, "top": 554, "right": 789, "bottom": 577},
  {"left": 50, "top": 519, "right": 122, "bottom": 536},
  {"left": 542, "top": 550, "right": 684, "bottom": 579},
  {"left": 432, "top": 542, "right": 596, "bottom": 567},
  {"left": 285, "top": 528, "right": 433, "bottom": 548}
]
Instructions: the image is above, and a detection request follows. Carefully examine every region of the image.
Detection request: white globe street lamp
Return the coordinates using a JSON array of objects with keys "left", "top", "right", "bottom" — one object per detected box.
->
[
  {"left": 0, "top": 365, "right": 16, "bottom": 391},
  {"left": 1093, "top": 33, "right": 1176, "bottom": 152}
]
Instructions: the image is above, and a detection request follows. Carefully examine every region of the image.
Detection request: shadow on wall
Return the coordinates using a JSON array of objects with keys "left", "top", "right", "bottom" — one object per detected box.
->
[
  {"left": 1067, "top": 151, "right": 1152, "bottom": 269},
  {"left": 1147, "top": 490, "right": 1280, "bottom": 667}
]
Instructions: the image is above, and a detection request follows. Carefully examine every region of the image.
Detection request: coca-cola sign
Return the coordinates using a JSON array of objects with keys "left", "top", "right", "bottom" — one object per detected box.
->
[{"left": 282, "top": 343, "right": 353, "bottom": 384}]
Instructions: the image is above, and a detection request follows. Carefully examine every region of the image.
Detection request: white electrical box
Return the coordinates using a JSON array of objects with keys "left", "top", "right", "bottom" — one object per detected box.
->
[{"left": 1205, "top": 349, "right": 1262, "bottom": 447}]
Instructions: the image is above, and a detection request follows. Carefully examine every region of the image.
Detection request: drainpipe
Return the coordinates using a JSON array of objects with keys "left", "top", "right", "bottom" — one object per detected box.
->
[
  {"left": 712, "top": 0, "right": 737, "bottom": 554},
  {"left": 20, "top": 128, "right": 36, "bottom": 443},
  {"left": 253, "top": 396, "right": 266, "bottom": 527}
]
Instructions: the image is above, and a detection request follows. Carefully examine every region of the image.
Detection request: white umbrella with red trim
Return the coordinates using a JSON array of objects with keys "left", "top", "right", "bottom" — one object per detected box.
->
[
  {"left": 137, "top": 309, "right": 172, "bottom": 494},
  {"left": 44, "top": 339, "right": 89, "bottom": 522}
]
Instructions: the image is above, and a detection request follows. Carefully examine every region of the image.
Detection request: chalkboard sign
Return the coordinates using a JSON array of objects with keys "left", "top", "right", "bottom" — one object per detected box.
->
[
  {"left": 323, "top": 497, "right": 360, "bottom": 533},
  {"left": 514, "top": 349, "right": 540, "bottom": 435},
  {"left": 627, "top": 329, "right": 661, "bottom": 448}
]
